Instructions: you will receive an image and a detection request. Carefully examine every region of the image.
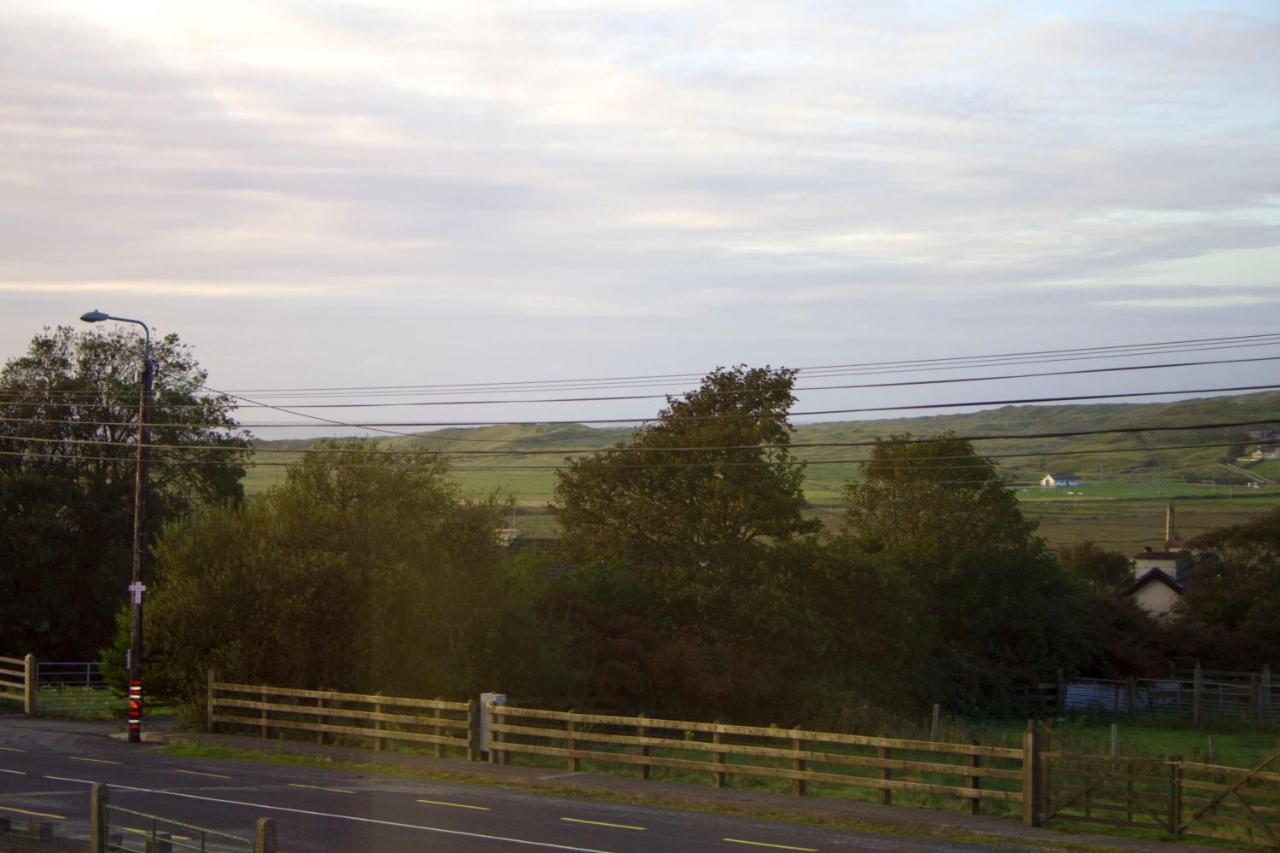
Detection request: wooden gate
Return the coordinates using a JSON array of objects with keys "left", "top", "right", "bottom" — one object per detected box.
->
[
  {"left": 1043, "top": 753, "right": 1173, "bottom": 832},
  {"left": 1177, "top": 748, "right": 1280, "bottom": 847},
  {"left": 1041, "top": 738, "right": 1280, "bottom": 848}
]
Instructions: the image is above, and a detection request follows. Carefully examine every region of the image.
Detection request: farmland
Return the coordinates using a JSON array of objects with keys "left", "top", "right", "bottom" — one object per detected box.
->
[{"left": 245, "top": 391, "right": 1280, "bottom": 552}]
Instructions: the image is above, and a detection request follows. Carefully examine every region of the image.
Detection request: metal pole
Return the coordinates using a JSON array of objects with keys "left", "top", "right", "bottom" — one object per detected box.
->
[{"left": 128, "top": 332, "right": 152, "bottom": 743}]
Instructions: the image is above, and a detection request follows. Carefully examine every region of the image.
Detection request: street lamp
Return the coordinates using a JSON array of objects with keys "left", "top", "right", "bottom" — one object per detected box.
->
[{"left": 80, "top": 309, "right": 152, "bottom": 744}]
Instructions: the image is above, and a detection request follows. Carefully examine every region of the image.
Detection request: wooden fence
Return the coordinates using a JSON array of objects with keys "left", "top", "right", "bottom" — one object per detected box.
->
[
  {"left": 0, "top": 654, "right": 35, "bottom": 715},
  {"left": 207, "top": 676, "right": 478, "bottom": 759},
  {"left": 1042, "top": 746, "right": 1280, "bottom": 847},
  {"left": 204, "top": 677, "right": 1280, "bottom": 845},
  {"left": 487, "top": 704, "right": 1027, "bottom": 814}
]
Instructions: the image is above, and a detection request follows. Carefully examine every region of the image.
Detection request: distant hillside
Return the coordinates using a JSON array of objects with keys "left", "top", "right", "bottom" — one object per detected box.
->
[{"left": 244, "top": 392, "right": 1280, "bottom": 550}]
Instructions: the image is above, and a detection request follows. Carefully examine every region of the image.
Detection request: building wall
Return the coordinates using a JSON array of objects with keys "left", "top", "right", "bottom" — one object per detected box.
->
[{"left": 1132, "top": 581, "right": 1181, "bottom": 618}]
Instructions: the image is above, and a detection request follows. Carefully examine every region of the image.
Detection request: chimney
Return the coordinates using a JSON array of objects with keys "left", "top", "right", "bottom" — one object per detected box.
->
[{"left": 1165, "top": 501, "right": 1176, "bottom": 548}]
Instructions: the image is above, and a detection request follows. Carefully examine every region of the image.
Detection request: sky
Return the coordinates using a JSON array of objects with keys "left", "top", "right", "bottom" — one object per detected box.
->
[{"left": 2, "top": 1, "right": 1278, "bottom": 433}]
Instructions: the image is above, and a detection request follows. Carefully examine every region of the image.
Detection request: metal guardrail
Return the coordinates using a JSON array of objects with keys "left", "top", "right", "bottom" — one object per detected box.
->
[
  {"left": 91, "top": 784, "right": 276, "bottom": 853},
  {"left": 37, "top": 660, "right": 107, "bottom": 689}
]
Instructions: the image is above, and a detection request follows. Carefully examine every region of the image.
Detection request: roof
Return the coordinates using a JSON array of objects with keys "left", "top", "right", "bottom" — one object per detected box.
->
[
  {"left": 1134, "top": 549, "right": 1191, "bottom": 561},
  {"left": 1123, "top": 567, "right": 1185, "bottom": 598},
  {"left": 1043, "top": 472, "right": 1080, "bottom": 479}
]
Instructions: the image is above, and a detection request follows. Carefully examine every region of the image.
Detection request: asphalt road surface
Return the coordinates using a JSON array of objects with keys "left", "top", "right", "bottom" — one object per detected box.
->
[{"left": 0, "top": 716, "right": 1037, "bottom": 852}]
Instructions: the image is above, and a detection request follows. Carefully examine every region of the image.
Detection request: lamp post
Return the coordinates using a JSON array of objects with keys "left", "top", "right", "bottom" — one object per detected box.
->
[{"left": 80, "top": 309, "right": 152, "bottom": 744}]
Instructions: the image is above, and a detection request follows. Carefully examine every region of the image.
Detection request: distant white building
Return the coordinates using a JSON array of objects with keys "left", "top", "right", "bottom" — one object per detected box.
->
[
  {"left": 1040, "top": 472, "right": 1083, "bottom": 488},
  {"left": 1124, "top": 568, "right": 1185, "bottom": 618}
]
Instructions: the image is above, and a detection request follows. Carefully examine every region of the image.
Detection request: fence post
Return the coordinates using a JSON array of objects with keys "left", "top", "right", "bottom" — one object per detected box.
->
[
  {"left": 878, "top": 745, "right": 892, "bottom": 805},
  {"left": 637, "top": 714, "right": 650, "bottom": 780},
  {"left": 206, "top": 670, "right": 217, "bottom": 733},
  {"left": 967, "top": 742, "right": 981, "bottom": 815},
  {"left": 373, "top": 694, "right": 384, "bottom": 752},
  {"left": 90, "top": 783, "right": 107, "bottom": 853},
  {"left": 1192, "top": 663, "right": 1203, "bottom": 726},
  {"left": 255, "top": 816, "right": 277, "bottom": 853},
  {"left": 792, "top": 737, "right": 806, "bottom": 797},
  {"left": 1022, "top": 723, "right": 1042, "bottom": 827},
  {"left": 23, "top": 654, "right": 36, "bottom": 716},
  {"left": 930, "top": 704, "right": 941, "bottom": 741},
  {"left": 1109, "top": 723, "right": 1118, "bottom": 757},
  {"left": 466, "top": 699, "right": 480, "bottom": 762},
  {"left": 434, "top": 698, "right": 444, "bottom": 758},
  {"left": 567, "top": 714, "right": 579, "bottom": 772},
  {"left": 1167, "top": 757, "right": 1183, "bottom": 836},
  {"left": 1262, "top": 665, "right": 1273, "bottom": 724},
  {"left": 712, "top": 727, "right": 725, "bottom": 789},
  {"left": 316, "top": 696, "right": 325, "bottom": 745}
]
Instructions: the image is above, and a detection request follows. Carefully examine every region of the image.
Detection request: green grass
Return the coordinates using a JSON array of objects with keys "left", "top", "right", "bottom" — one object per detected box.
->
[
  {"left": 162, "top": 743, "right": 1129, "bottom": 851},
  {"left": 242, "top": 391, "right": 1280, "bottom": 549}
]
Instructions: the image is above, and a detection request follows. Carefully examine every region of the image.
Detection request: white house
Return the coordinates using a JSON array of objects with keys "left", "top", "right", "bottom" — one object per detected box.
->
[
  {"left": 1040, "top": 472, "right": 1083, "bottom": 488},
  {"left": 1123, "top": 568, "right": 1184, "bottom": 618}
]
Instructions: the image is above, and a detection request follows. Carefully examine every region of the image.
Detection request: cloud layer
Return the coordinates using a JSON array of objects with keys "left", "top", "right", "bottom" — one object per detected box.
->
[{"left": 2, "top": 1, "right": 1277, "bottom": 424}]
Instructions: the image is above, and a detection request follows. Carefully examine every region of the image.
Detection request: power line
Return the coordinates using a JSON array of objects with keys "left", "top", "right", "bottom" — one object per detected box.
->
[
  {"left": 8, "top": 333, "right": 1280, "bottom": 402},
  {"left": 4, "top": 417, "right": 1276, "bottom": 460},
  {"left": 212, "top": 331, "right": 1280, "bottom": 394},
  {"left": 1, "top": 439, "right": 1269, "bottom": 476},
  {"left": 3, "top": 383, "right": 1276, "bottom": 433},
  {"left": 8, "top": 353, "right": 1270, "bottom": 411}
]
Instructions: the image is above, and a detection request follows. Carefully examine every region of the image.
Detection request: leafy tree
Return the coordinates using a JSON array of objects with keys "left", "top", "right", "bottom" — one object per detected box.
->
[
  {"left": 551, "top": 365, "right": 823, "bottom": 719},
  {"left": 1178, "top": 508, "right": 1280, "bottom": 652},
  {"left": 554, "top": 365, "right": 817, "bottom": 620},
  {"left": 140, "top": 441, "right": 566, "bottom": 710},
  {"left": 1059, "top": 541, "right": 1134, "bottom": 593},
  {"left": 838, "top": 434, "right": 1092, "bottom": 714},
  {"left": 0, "top": 326, "right": 247, "bottom": 658}
]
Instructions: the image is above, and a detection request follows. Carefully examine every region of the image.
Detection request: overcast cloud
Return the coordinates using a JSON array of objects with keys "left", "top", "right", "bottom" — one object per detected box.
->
[{"left": 2, "top": 1, "right": 1278, "bottom": 429}]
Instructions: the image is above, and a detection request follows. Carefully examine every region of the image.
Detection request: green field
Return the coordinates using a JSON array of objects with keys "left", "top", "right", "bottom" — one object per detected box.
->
[{"left": 243, "top": 392, "right": 1280, "bottom": 552}]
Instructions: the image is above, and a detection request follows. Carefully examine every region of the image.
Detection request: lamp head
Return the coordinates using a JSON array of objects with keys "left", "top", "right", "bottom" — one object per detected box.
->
[{"left": 80, "top": 309, "right": 110, "bottom": 323}]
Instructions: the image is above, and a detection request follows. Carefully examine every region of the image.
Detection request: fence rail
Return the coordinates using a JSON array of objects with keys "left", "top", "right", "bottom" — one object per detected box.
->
[
  {"left": 1019, "top": 665, "right": 1275, "bottom": 725},
  {"left": 1041, "top": 745, "right": 1280, "bottom": 847},
  {"left": 208, "top": 676, "right": 478, "bottom": 758},
  {"left": 0, "top": 654, "right": 35, "bottom": 714},
  {"left": 488, "top": 704, "right": 1026, "bottom": 812},
  {"left": 91, "top": 783, "right": 276, "bottom": 853}
]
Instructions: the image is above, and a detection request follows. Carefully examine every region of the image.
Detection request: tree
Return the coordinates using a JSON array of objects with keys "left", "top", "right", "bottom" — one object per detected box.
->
[
  {"left": 1059, "top": 541, "right": 1134, "bottom": 593},
  {"left": 139, "top": 441, "right": 566, "bottom": 709},
  {"left": 841, "top": 433, "right": 1035, "bottom": 578},
  {"left": 0, "top": 326, "right": 248, "bottom": 658},
  {"left": 838, "top": 434, "right": 1092, "bottom": 713},
  {"left": 1178, "top": 509, "right": 1280, "bottom": 653},
  {"left": 554, "top": 365, "right": 817, "bottom": 616},
  {"left": 551, "top": 365, "right": 822, "bottom": 719}
]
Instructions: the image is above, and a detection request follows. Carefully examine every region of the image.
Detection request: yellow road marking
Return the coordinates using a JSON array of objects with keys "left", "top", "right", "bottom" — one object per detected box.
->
[
  {"left": 0, "top": 747, "right": 24, "bottom": 753},
  {"left": 71, "top": 756, "right": 123, "bottom": 766},
  {"left": 723, "top": 840, "right": 817, "bottom": 852},
  {"left": 561, "top": 817, "right": 645, "bottom": 831},
  {"left": 0, "top": 804, "right": 66, "bottom": 820},
  {"left": 171, "top": 768, "right": 233, "bottom": 780},
  {"left": 416, "top": 798, "right": 490, "bottom": 811},
  {"left": 289, "top": 783, "right": 354, "bottom": 794}
]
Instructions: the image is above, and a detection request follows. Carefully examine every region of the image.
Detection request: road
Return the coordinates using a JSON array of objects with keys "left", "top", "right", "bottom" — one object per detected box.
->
[{"left": 0, "top": 716, "right": 1039, "bottom": 852}]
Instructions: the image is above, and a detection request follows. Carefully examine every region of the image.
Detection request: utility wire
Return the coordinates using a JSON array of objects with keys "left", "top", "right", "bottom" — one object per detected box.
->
[
  {"left": 4, "top": 417, "right": 1276, "bottom": 459},
  {"left": 8, "top": 334, "right": 1279, "bottom": 401},
  {"left": 3, "top": 383, "right": 1277, "bottom": 432},
  {"left": 1, "top": 440, "right": 1269, "bottom": 475}
]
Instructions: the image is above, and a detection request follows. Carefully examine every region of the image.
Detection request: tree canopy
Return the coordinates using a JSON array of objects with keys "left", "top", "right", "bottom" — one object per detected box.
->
[
  {"left": 838, "top": 434, "right": 1091, "bottom": 713},
  {"left": 550, "top": 365, "right": 824, "bottom": 717},
  {"left": 0, "top": 326, "right": 247, "bottom": 658},
  {"left": 554, "top": 365, "right": 817, "bottom": 611},
  {"left": 138, "top": 441, "right": 565, "bottom": 709}
]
